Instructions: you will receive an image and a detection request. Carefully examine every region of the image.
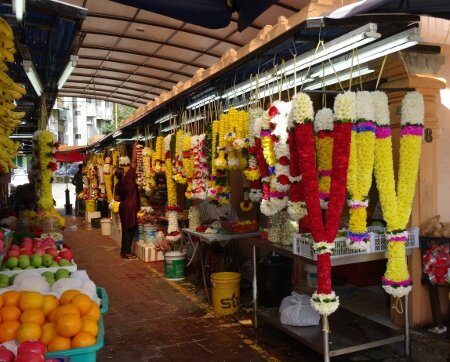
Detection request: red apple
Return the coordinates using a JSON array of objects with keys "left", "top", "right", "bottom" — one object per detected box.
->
[
  {"left": 14, "top": 352, "right": 44, "bottom": 362},
  {"left": 22, "top": 237, "right": 32, "bottom": 244},
  {"left": 59, "top": 249, "right": 74, "bottom": 261},
  {"left": 32, "top": 248, "right": 45, "bottom": 256},
  {"left": 21, "top": 244, "right": 33, "bottom": 250},
  {"left": 17, "top": 340, "right": 46, "bottom": 356},
  {"left": 9, "top": 245, "right": 20, "bottom": 250},
  {"left": 7, "top": 249, "right": 19, "bottom": 258},
  {"left": 54, "top": 256, "right": 62, "bottom": 263},
  {"left": 19, "top": 248, "right": 33, "bottom": 256},
  {"left": 44, "top": 248, "right": 57, "bottom": 258},
  {"left": 0, "top": 346, "right": 14, "bottom": 362},
  {"left": 43, "top": 237, "right": 55, "bottom": 244},
  {"left": 0, "top": 231, "right": 4, "bottom": 240}
]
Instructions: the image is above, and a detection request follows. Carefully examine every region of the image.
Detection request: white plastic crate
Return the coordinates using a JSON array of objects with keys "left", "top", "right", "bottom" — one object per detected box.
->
[
  {"left": 135, "top": 241, "right": 164, "bottom": 262},
  {"left": 293, "top": 233, "right": 370, "bottom": 260},
  {"left": 369, "top": 227, "right": 419, "bottom": 253}
]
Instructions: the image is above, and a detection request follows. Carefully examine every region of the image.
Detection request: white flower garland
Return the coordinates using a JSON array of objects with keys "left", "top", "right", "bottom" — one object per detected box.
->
[
  {"left": 288, "top": 92, "right": 314, "bottom": 128},
  {"left": 382, "top": 285, "right": 413, "bottom": 298},
  {"left": 166, "top": 210, "right": 181, "bottom": 242},
  {"left": 287, "top": 200, "right": 308, "bottom": 221},
  {"left": 402, "top": 91, "right": 424, "bottom": 125},
  {"left": 334, "top": 91, "right": 356, "bottom": 121},
  {"left": 190, "top": 134, "right": 209, "bottom": 200},
  {"left": 312, "top": 241, "right": 335, "bottom": 255},
  {"left": 188, "top": 206, "right": 201, "bottom": 230},
  {"left": 310, "top": 291, "right": 340, "bottom": 316},
  {"left": 372, "top": 91, "right": 390, "bottom": 126},
  {"left": 314, "top": 108, "right": 334, "bottom": 133}
]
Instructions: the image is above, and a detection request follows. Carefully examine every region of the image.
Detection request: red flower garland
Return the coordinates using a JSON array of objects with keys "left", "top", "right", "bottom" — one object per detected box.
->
[
  {"left": 294, "top": 122, "right": 352, "bottom": 295},
  {"left": 254, "top": 137, "right": 269, "bottom": 179}
]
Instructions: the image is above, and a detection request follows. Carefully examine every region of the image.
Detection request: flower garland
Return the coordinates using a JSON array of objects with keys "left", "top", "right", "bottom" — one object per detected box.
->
[
  {"left": 315, "top": 108, "right": 334, "bottom": 209},
  {"left": 373, "top": 91, "right": 424, "bottom": 297},
  {"left": 188, "top": 205, "right": 201, "bottom": 230},
  {"left": 153, "top": 136, "right": 165, "bottom": 173},
  {"left": 293, "top": 92, "right": 354, "bottom": 315},
  {"left": 164, "top": 134, "right": 180, "bottom": 242},
  {"left": 240, "top": 199, "right": 253, "bottom": 212},
  {"left": 173, "top": 130, "right": 187, "bottom": 184},
  {"left": 346, "top": 92, "right": 376, "bottom": 250},
  {"left": 260, "top": 101, "right": 291, "bottom": 216},
  {"left": 287, "top": 93, "right": 312, "bottom": 221},
  {"left": 191, "top": 134, "right": 209, "bottom": 200},
  {"left": 103, "top": 156, "right": 113, "bottom": 201},
  {"left": 142, "top": 147, "right": 155, "bottom": 195}
]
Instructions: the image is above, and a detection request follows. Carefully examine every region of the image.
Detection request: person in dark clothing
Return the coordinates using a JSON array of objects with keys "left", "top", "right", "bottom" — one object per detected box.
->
[
  {"left": 114, "top": 143, "right": 140, "bottom": 259},
  {"left": 72, "top": 164, "right": 84, "bottom": 216}
]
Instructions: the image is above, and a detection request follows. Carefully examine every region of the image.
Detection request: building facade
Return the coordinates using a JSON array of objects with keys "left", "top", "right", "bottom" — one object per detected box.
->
[{"left": 48, "top": 97, "right": 114, "bottom": 146}]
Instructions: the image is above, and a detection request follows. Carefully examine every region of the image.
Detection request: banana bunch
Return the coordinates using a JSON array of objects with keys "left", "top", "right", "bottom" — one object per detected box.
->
[{"left": 0, "top": 16, "right": 27, "bottom": 174}]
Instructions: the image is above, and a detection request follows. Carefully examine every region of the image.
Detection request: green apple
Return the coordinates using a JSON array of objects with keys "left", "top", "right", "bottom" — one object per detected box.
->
[
  {"left": 12, "top": 267, "right": 21, "bottom": 270},
  {"left": 0, "top": 265, "right": 9, "bottom": 271},
  {"left": 30, "top": 254, "right": 43, "bottom": 268},
  {"left": 0, "top": 280, "right": 8, "bottom": 288},
  {"left": 55, "top": 268, "right": 70, "bottom": 280},
  {"left": 41, "top": 271, "right": 54, "bottom": 279},
  {"left": 25, "top": 266, "right": 35, "bottom": 269},
  {"left": 18, "top": 255, "right": 30, "bottom": 269},
  {"left": 42, "top": 254, "right": 53, "bottom": 267},
  {"left": 0, "top": 274, "right": 9, "bottom": 285},
  {"left": 58, "top": 259, "right": 71, "bottom": 267},
  {"left": 5, "top": 257, "right": 18, "bottom": 269},
  {"left": 50, "top": 261, "right": 59, "bottom": 267}
]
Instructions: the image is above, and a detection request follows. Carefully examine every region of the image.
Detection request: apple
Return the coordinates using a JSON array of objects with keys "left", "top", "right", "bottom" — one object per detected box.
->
[
  {"left": 0, "top": 346, "right": 14, "bottom": 362},
  {"left": 14, "top": 352, "right": 44, "bottom": 362},
  {"left": 9, "top": 245, "right": 19, "bottom": 250},
  {"left": 55, "top": 269, "right": 70, "bottom": 280},
  {"left": 5, "top": 257, "right": 18, "bottom": 269},
  {"left": 18, "top": 255, "right": 30, "bottom": 269},
  {"left": 22, "top": 237, "right": 33, "bottom": 244},
  {"left": 18, "top": 340, "right": 46, "bottom": 356},
  {"left": 30, "top": 254, "right": 42, "bottom": 268},
  {"left": 7, "top": 249, "right": 19, "bottom": 258},
  {"left": 0, "top": 230, "right": 4, "bottom": 240},
  {"left": 58, "top": 259, "right": 71, "bottom": 267},
  {"left": 33, "top": 248, "right": 45, "bottom": 256},
  {"left": 43, "top": 237, "right": 55, "bottom": 244},
  {"left": 19, "top": 248, "right": 33, "bottom": 257},
  {"left": 44, "top": 248, "right": 57, "bottom": 258},
  {"left": 59, "top": 249, "right": 74, "bottom": 261},
  {"left": 42, "top": 254, "right": 53, "bottom": 267},
  {"left": 54, "top": 256, "right": 62, "bottom": 264}
]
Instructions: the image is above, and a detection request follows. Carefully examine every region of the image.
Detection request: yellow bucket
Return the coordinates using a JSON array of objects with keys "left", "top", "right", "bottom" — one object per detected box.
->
[
  {"left": 210, "top": 272, "right": 241, "bottom": 315},
  {"left": 85, "top": 200, "right": 96, "bottom": 213}
]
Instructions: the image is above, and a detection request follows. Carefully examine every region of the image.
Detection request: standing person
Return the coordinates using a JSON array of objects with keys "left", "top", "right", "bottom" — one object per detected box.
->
[
  {"left": 114, "top": 143, "right": 140, "bottom": 259},
  {"left": 72, "top": 164, "right": 84, "bottom": 216}
]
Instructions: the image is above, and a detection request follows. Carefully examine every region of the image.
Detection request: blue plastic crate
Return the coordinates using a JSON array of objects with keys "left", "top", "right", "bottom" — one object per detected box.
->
[
  {"left": 96, "top": 287, "right": 109, "bottom": 314},
  {"left": 45, "top": 316, "right": 105, "bottom": 362}
]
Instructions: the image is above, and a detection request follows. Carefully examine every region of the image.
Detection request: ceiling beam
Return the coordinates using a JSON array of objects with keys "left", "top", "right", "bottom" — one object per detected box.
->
[
  {"left": 79, "top": 45, "right": 206, "bottom": 68},
  {"left": 64, "top": 79, "right": 160, "bottom": 96},
  {"left": 69, "top": 72, "right": 171, "bottom": 92},
  {"left": 58, "top": 93, "right": 142, "bottom": 108},
  {"left": 59, "top": 90, "right": 147, "bottom": 105},
  {"left": 61, "top": 85, "right": 154, "bottom": 100},
  {"left": 78, "top": 55, "right": 194, "bottom": 78},
  {"left": 82, "top": 29, "right": 222, "bottom": 58}
]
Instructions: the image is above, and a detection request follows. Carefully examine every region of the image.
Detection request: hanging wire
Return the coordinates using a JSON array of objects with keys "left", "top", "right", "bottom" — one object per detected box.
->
[
  {"left": 376, "top": 54, "right": 389, "bottom": 90},
  {"left": 300, "top": 40, "right": 324, "bottom": 91},
  {"left": 319, "top": 41, "right": 345, "bottom": 92},
  {"left": 289, "top": 37, "right": 298, "bottom": 95},
  {"left": 348, "top": 48, "right": 355, "bottom": 90},
  {"left": 355, "top": 48, "right": 364, "bottom": 91}
]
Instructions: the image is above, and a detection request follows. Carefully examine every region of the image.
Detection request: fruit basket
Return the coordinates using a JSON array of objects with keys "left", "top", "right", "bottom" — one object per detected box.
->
[
  {"left": 45, "top": 316, "right": 105, "bottom": 362},
  {"left": 97, "top": 287, "right": 109, "bottom": 314},
  {"left": 231, "top": 221, "right": 258, "bottom": 234}
]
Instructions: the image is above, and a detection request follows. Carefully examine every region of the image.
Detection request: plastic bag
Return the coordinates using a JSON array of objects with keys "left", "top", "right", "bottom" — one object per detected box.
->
[{"left": 279, "top": 291, "right": 320, "bottom": 327}]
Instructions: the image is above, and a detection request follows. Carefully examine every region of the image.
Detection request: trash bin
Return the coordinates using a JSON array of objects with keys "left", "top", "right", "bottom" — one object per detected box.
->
[{"left": 100, "top": 218, "right": 112, "bottom": 236}]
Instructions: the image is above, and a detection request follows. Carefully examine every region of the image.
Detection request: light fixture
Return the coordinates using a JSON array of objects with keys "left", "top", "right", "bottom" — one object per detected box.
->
[
  {"left": 186, "top": 94, "right": 219, "bottom": 110},
  {"left": 155, "top": 113, "right": 173, "bottom": 124},
  {"left": 222, "top": 73, "right": 280, "bottom": 100},
  {"left": 23, "top": 60, "right": 42, "bottom": 96},
  {"left": 305, "top": 67, "right": 374, "bottom": 90},
  {"left": 281, "top": 23, "right": 380, "bottom": 77},
  {"left": 12, "top": 0, "right": 25, "bottom": 22},
  {"left": 10, "top": 134, "right": 33, "bottom": 139},
  {"left": 57, "top": 55, "right": 78, "bottom": 89},
  {"left": 308, "top": 28, "right": 420, "bottom": 79}
]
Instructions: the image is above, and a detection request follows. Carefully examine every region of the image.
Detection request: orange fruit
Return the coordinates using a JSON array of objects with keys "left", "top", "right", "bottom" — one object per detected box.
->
[
  {"left": 3, "top": 291, "right": 21, "bottom": 306},
  {"left": 60, "top": 290, "right": 80, "bottom": 305},
  {"left": 81, "top": 318, "right": 99, "bottom": 337},
  {"left": 48, "top": 335, "right": 71, "bottom": 352},
  {"left": 0, "top": 305, "right": 21, "bottom": 321},
  {"left": 48, "top": 308, "right": 57, "bottom": 323},
  {"left": 71, "top": 331, "right": 96, "bottom": 349},
  {"left": 85, "top": 302, "right": 100, "bottom": 321},
  {"left": 0, "top": 320, "right": 20, "bottom": 342},
  {"left": 17, "top": 322, "right": 42, "bottom": 343},
  {"left": 0, "top": 294, "right": 4, "bottom": 308},
  {"left": 40, "top": 323, "right": 58, "bottom": 345},
  {"left": 54, "top": 304, "right": 80, "bottom": 323},
  {"left": 20, "top": 308, "right": 45, "bottom": 325},
  {"left": 19, "top": 292, "right": 44, "bottom": 310},
  {"left": 71, "top": 294, "right": 92, "bottom": 316},
  {"left": 42, "top": 295, "right": 59, "bottom": 316},
  {"left": 56, "top": 313, "right": 82, "bottom": 338}
]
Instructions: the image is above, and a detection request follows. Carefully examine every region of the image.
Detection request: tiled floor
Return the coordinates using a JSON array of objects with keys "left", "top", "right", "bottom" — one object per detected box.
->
[{"left": 62, "top": 216, "right": 412, "bottom": 361}]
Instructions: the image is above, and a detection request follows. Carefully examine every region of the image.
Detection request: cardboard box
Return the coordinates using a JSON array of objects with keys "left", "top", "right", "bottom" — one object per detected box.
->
[
  {"left": 135, "top": 241, "right": 164, "bottom": 262},
  {"left": 85, "top": 211, "right": 101, "bottom": 223}
]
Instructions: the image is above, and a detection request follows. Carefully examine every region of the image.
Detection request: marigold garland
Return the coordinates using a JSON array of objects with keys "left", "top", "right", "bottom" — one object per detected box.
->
[
  {"left": 346, "top": 92, "right": 376, "bottom": 250},
  {"left": 164, "top": 134, "right": 180, "bottom": 242},
  {"left": 293, "top": 92, "right": 354, "bottom": 315},
  {"left": 153, "top": 136, "right": 165, "bottom": 173},
  {"left": 373, "top": 91, "right": 424, "bottom": 297}
]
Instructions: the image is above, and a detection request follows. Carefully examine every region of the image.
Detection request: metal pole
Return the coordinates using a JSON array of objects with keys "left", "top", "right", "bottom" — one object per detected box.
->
[
  {"left": 323, "top": 316, "right": 330, "bottom": 362},
  {"left": 404, "top": 294, "right": 410, "bottom": 357},
  {"left": 252, "top": 244, "right": 258, "bottom": 328}
]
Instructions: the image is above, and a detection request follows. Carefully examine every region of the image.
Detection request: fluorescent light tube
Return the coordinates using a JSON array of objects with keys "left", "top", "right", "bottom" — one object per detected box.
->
[
  {"left": 13, "top": 0, "right": 25, "bottom": 22},
  {"left": 305, "top": 67, "right": 374, "bottom": 90},
  {"left": 58, "top": 55, "right": 78, "bottom": 89},
  {"left": 186, "top": 94, "right": 218, "bottom": 110},
  {"left": 155, "top": 114, "right": 172, "bottom": 124},
  {"left": 309, "top": 28, "right": 420, "bottom": 79},
  {"left": 112, "top": 130, "right": 122, "bottom": 138},
  {"left": 23, "top": 60, "right": 42, "bottom": 96}
]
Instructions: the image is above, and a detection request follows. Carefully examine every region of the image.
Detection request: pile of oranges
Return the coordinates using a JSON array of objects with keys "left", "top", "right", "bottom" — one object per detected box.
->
[{"left": 0, "top": 289, "right": 100, "bottom": 352}]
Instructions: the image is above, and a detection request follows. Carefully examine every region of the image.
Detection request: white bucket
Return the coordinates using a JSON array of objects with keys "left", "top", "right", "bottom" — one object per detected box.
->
[
  {"left": 164, "top": 251, "right": 186, "bottom": 281},
  {"left": 100, "top": 218, "right": 112, "bottom": 236},
  {"left": 304, "top": 264, "right": 318, "bottom": 288}
]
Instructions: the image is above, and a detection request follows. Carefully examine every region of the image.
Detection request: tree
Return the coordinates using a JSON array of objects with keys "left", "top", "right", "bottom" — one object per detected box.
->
[{"left": 101, "top": 104, "right": 136, "bottom": 134}]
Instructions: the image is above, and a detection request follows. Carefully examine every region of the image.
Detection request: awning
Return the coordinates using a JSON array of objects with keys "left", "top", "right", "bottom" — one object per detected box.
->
[{"left": 55, "top": 145, "right": 87, "bottom": 163}]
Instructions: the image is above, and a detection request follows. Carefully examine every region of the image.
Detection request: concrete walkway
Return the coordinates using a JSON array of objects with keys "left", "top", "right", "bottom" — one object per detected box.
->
[{"left": 62, "top": 216, "right": 411, "bottom": 361}]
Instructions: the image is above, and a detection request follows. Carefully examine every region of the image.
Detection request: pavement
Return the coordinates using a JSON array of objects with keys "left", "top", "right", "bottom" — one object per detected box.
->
[{"left": 61, "top": 216, "right": 419, "bottom": 361}]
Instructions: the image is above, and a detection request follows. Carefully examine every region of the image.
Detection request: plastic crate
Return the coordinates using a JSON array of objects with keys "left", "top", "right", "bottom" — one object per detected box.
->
[
  {"left": 293, "top": 233, "right": 370, "bottom": 260},
  {"left": 46, "top": 316, "right": 105, "bottom": 362},
  {"left": 97, "top": 287, "right": 109, "bottom": 314},
  {"left": 369, "top": 227, "right": 419, "bottom": 253}
]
